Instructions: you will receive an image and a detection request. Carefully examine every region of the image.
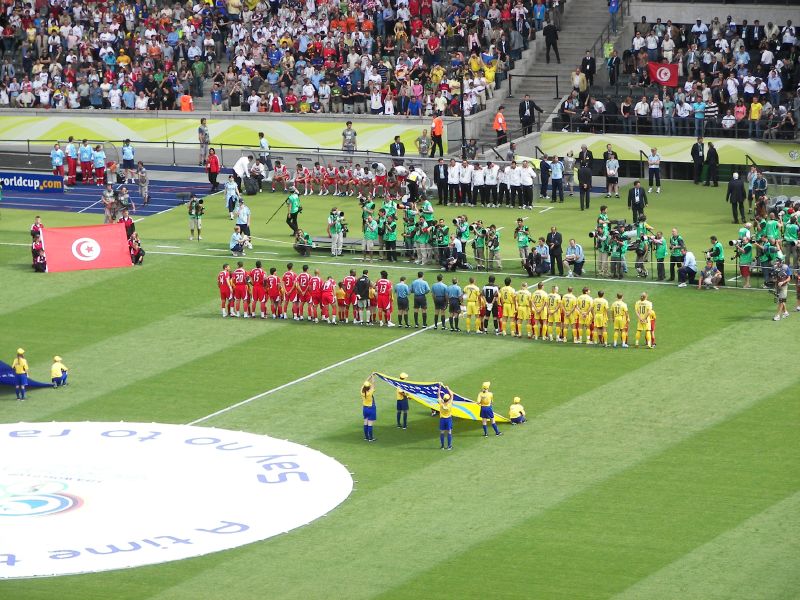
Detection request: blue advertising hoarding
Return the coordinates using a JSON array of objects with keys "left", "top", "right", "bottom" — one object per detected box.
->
[{"left": 0, "top": 171, "right": 64, "bottom": 193}]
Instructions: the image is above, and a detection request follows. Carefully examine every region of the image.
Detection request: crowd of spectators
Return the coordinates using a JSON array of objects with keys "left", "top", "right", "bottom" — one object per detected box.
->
[
  {"left": 558, "top": 14, "right": 800, "bottom": 139},
  {"left": 0, "top": 0, "right": 567, "bottom": 117}
]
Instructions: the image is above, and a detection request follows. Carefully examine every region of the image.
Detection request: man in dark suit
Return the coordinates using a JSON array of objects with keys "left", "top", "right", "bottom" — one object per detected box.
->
[
  {"left": 546, "top": 226, "right": 564, "bottom": 275},
  {"left": 543, "top": 18, "right": 560, "bottom": 64},
  {"left": 744, "top": 20, "right": 765, "bottom": 50},
  {"left": 519, "top": 94, "right": 544, "bottom": 136},
  {"left": 726, "top": 172, "right": 746, "bottom": 223},
  {"left": 627, "top": 180, "right": 648, "bottom": 223},
  {"left": 390, "top": 135, "right": 405, "bottom": 166},
  {"left": 580, "top": 50, "right": 596, "bottom": 86},
  {"left": 433, "top": 158, "right": 448, "bottom": 205},
  {"left": 577, "top": 163, "right": 593, "bottom": 211},
  {"left": 578, "top": 144, "right": 594, "bottom": 169},
  {"left": 690, "top": 137, "right": 704, "bottom": 184},
  {"left": 704, "top": 141, "right": 719, "bottom": 187}
]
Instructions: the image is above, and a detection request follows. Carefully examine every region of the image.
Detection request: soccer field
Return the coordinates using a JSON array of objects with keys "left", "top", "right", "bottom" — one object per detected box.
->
[{"left": 1, "top": 180, "right": 799, "bottom": 599}]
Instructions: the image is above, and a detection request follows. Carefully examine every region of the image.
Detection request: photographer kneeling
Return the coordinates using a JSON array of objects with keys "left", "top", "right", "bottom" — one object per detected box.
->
[
  {"left": 564, "top": 239, "right": 585, "bottom": 277},
  {"left": 526, "top": 238, "right": 551, "bottom": 277},
  {"left": 294, "top": 228, "right": 313, "bottom": 257},
  {"left": 698, "top": 259, "right": 722, "bottom": 290}
]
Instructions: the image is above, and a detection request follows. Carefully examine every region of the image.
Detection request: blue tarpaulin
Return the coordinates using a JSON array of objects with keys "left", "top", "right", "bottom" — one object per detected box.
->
[{"left": 0, "top": 361, "right": 51, "bottom": 388}]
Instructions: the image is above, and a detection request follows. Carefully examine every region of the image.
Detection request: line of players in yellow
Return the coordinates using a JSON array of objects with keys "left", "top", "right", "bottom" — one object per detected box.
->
[{"left": 462, "top": 281, "right": 657, "bottom": 348}]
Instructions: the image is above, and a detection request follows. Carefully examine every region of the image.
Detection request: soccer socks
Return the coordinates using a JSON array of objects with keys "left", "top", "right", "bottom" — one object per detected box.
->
[
  {"left": 646, "top": 331, "right": 652, "bottom": 347},
  {"left": 403, "top": 412, "right": 407, "bottom": 428},
  {"left": 492, "top": 423, "right": 500, "bottom": 435},
  {"left": 447, "top": 433, "right": 452, "bottom": 448},
  {"left": 440, "top": 433, "right": 445, "bottom": 448},
  {"left": 414, "top": 313, "right": 419, "bottom": 327},
  {"left": 454, "top": 316, "right": 459, "bottom": 330},
  {"left": 397, "top": 411, "right": 402, "bottom": 427},
  {"left": 404, "top": 314, "right": 410, "bottom": 326},
  {"left": 635, "top": 331, "right": 641, "bottom": 345},
  {"left": 434, "top": 315, "right": 439, "bottom": 328},
  {"left": 483, "top": 424, "right": 488, "bottom": 436},
  {"left": 422, "top": 313, "right": 428, "bottom": 326},
  {"left": 367, "top": 426, "right": 374, "bottom": 440},
  {"left": 613, "top": 331, "right": 619, "bottom": 345},
  {"left": 364, "top": 425, "right": 369, "bottom": 440}
]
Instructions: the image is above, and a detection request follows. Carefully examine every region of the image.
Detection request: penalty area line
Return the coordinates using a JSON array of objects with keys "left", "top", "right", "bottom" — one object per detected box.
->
[{"left": 187, "top": 326, "right": 431, "bottom": 426}]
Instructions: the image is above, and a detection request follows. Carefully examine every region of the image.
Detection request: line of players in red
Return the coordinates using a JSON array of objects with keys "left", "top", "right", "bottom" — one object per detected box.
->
[
  {"left": 217, "top": 261, "right": 394, "bottom": 323},
  {"left": 270, "top": 162, "right": 396, "bottom": 197}
]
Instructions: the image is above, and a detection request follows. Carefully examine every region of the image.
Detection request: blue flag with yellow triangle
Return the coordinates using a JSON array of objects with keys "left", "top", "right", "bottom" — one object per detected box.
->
[{"left": 373, "top": 373, "right": 510, "bottom": 423}]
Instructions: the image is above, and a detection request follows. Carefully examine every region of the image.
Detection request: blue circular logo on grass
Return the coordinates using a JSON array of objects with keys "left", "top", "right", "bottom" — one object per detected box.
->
[{"left": 0, "top": 423, "right": 353, "bottom": 579}]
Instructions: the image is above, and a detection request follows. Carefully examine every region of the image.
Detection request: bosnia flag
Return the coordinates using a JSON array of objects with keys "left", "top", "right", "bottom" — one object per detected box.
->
[{"left": 373, "top": 373, "right": 510, "bottom": 423}]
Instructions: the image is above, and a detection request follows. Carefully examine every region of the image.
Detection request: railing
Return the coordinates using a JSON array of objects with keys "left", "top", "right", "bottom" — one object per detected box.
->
[
  {"left": 534, "top": 146, "right": 547, "bottom": 159},
  {"left": 639, "top": 150, "right": 648, "bottom": 180},
  {"left": 506, "top": 74, "right": 560, "bottom": 100},
  {"left": 588, "top": 0, "right": 631, "bottom": 61},
  {"left": 745, "top": 154, "right": 760, "bottom": 170}
]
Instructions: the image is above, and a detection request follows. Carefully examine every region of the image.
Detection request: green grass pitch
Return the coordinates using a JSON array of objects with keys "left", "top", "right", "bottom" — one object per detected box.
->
[{"left": 1, "top": 180, "right": 799, "bottom": 599}]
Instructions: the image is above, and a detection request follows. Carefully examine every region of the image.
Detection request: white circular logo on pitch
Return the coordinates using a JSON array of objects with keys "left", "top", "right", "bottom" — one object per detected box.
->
[
  {"left": 0, "top": 422, "right": 353, "bottom": 579},
  {"left": 71, "top": 237, "right": 101, "bottom": 261},
  {"left": 656, "top": 67, "right": 671, "bottom": 82}
]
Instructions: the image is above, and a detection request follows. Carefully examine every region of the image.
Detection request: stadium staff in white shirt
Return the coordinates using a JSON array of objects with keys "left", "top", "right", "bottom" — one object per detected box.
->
[
  {"left": 507, "top": 161, "right": 522, "bottom": 208},
  {"left": 232, "top": 154, "right": 254, "bottom": 192},
  {"left": 484, "top": 161, "right": 500, "bottom": 207},
  {"left": 447, "top": 158, "right": 461, "bottom": 205},
  {"left": 519, "top": 160, "right": 536, "bottom": 209},
  {"left": 458, "top": 159, "right": 474, "bottom": 206}
]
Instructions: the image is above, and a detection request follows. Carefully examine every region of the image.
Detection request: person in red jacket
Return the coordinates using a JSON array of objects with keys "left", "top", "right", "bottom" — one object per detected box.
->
[{"left": 206, "top": 147, "right": 221, "bottom": 192}]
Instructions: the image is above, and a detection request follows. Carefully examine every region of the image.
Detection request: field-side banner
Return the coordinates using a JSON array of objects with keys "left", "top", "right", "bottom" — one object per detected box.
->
[
  {"left": 0, "top": 171, "right": 64, "bottom": 193},
  {"left": 41, "top": 223, "right": 132, "bottom": 273},
  {"left": 374, "top": 373, "right": 510, "bottom": 423}
]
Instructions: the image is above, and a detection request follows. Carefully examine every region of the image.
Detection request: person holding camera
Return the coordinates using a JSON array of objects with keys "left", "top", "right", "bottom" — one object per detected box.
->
[
  {"left": 363, "top": 215, "right": 379, "bottom": 261},
  {"left": 515, "top": 218, "right": 531, "bottom": 267},
  {"left": 532, "top": 237, "right": 551, "bottom": 276},
  {"left": 651, "top": 231, "right": 667, "bottom": 280},
  {"left": 414, "top": 216, "right": 432, "bottom": 266},
  {"left": 294, "top": 229, "right": 313, "bottom": 257},
  {"left": 754, "top": 235, "right": 779, "bottom": 287},
  {"left": 487, "top": 226, "right": 502, "bottom": 270},
  {"left": 668, "top": 228, "right": 685, "bottom": 281},
  {"left": 609, "top": 232, "right": 627, "bottom": 279},
  {"left": 731, "top": 236, "right": 754, "bottom": 288},
  {"left": 677, "top": 247, "right": 698, "bottom": 287},
  {"left": 188, "top": 194, "right": 205, "bottom": 240},
  {"left": 383, "top": 215, "right": 398, "bottom": 262},
  {"left": 782, "top": 215, "right": 799, "bottom": 269},
  {"left": 698, "top": 259, "right": 723, "bottom": 290},
  {"left": 773, "top": 259, "right": 792, "bottom": 321},
  {"left": 706, "top": 235, "right": 725, "bottom": 285},
  {"left": 327, "top": 207, "right": 345, "bottom": 257},
  {"left": 286, "top": 188, "right": 302, "bottom": 235},
  {"left": 433, "top": 218, "right": 450, "bottom": 267},
  {"left": 565, "top": 239, "right": 585, "bottom": 277},
  {"left": 471, "top": 220, "right": 487, "bottom": 270}
]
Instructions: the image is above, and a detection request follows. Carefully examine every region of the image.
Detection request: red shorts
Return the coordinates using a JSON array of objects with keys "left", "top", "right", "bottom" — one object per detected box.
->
[
  {"left": 268, "top": 291, "right": 281, "bottom": 301},
  {"left": 234, "top": 285, "right": 247, "bottom": 300},
  {"left": 297, "top": 292, "right": 310, "bottom": 303},
  {"left": 740, "top": 265, "right": 751, "bottom": 277},
  {"left": 219, "top": 287, "right": 232, "bottom": 301},
  {"left": 377, "top": 296, "right": 391, "bottom": 310},
  {"left": 311, "top": 293, "right": 321, "bottom": 305},
  {"left": 348, "top": 178, "right": 358, "bottom": 185},
  {"left": 322, "top": 293, "right": 334, "bottom": 305},
  {"left": 375, "top": 175, "right": 387, "bottom": 186},
  {"left": 285, "top": 290, "right": 298, "bottom": 302},
  {"left": 252, "top": 286, "right": 266, "bottom": 302},
  {"left": 325, "top": 177, "right": 336, "bottom": 185},
  {"left": 345, "top": 293, "right": 356, "bottom": 305}
]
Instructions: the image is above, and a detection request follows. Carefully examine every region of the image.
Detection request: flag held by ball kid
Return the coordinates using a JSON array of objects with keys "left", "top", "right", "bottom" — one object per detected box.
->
[{"left": 41, "top": 223, "right": 132, "bottom": 273}]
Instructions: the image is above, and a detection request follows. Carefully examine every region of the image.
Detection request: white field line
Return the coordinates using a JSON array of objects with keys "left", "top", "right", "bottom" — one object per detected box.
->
[
  {"left": 187, "top": 326, "right": 430, "bottom": 425},
  {"left": 77, "top": 200, "right": 102, "bottom": 213}
]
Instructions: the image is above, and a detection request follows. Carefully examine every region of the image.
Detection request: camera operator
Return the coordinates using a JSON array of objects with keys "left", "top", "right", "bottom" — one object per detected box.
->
[
  {"left": 363, "top": 215, "right": 379, "bottom": 261},
  {"left": 383, "top": 214, "right": 398, "bottom": 262},
  {"left": 470, "top": 220, "right": 487, "bottom": 269},
  {"left": 730, "top": 236, "right": 754, "bottom": 288},
  {"left": 753, "top": 235, "right": 779, "bottom": 287},
  {"left": 652, "top": 231, "right": 667, "bottom": 280},
  {"left": 360, "top": 194, "right": 376, "bottom": 231},
  {"left": 327, "top": 207, "right": 346, "bottom": 257},
  {"left": 565, "top": 239, "right": 585, "bottom": 277},
  {"left": 402, "top": 203, "right": 417, "bottom": 260},
  {"left": 698, "top": 259, "right": 723, "bottom": 290},
  {"left": 677, "top": 247, "right": 698, "bottom": 287},
  {"left": 782, "top": 214, "right": 799, "bottom": 269},
  {"left": 487, "top": 225, "right": 502, "bottom": 270},
  {"left": 444, "top": 235, "right": 465, "bottom": 272},
  {"left": 705, "top": 235, "right": 725, "bottom": 285},
  {"left": 433, "top": 218, "right": 451, "bottom": 267},
  {"left": 286, "top": 188, "right": 302, "bottom": 235},
  {"left": 772, "top": 258, "right": 792, "bottom": 321},
  {"left": 528, "top": 237, "right": 551, "bottom": 276},
  {"left": 129, "top": 232, "right": 145, "bottom": 265},
  {"left": 294, "top": 228, "right": 313, "bottom": 257},
  {"left": 589, "top": 224, "right": 611, "bottom": 277},
  {"left": 609, "top": 229, "right": 627, "bottom": 279},
  {"left": 668, "top": 228, "right": 685, "bottom": 281},
  {"left": 514, "top": 218, "right": 532, "bottom": 267},
  {"left": 414, "top": 215, "right": 432, "bottom": 266}
]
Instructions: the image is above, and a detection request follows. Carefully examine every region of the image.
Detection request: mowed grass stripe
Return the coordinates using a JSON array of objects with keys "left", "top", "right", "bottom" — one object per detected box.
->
[
  {"left": 140, "top": 314, "right": 797, "bottom": 600},
  {"left": 386, "top": 386, "right": 800, "bottom": 600},
  {"left": 615, "top": 492, "right": 800, "bottom": 600}
]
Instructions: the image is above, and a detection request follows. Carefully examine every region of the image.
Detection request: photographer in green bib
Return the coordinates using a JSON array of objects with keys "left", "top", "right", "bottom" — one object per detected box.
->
[
  {"left": 754, "top": 235, "right": 779, "bottom": 287},
  {"left": 668, "top": 228, "right": 685, "bottom": 281},
  {"left": 706, "top": 235, "right": 726, "bottom": 285},
  {"left": 652, "top": 231, "right": 667, "bottom": 280},
  {"left": 782, "top": 214, "right": 798, "bottom": 269},
  {"left": 384, "top": 214, "right": 398, "bottom": 262},
  {"left": 286, "top": 188, "right": 302, "bottom": 235},
  {"left": 433, "top": 218, "right": 450, "bottom": 267},
  {"left": 471, "top": 220, "right": 487, "bottom": 270},
  {"left": 731, "top": 236, "right": 754, "bottom": 288}
]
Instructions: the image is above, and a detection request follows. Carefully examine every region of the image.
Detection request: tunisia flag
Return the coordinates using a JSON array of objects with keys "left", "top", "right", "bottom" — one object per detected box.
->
[
  {"left": 647, "top": 63, "right": 678, "bottom": 87},
  {"left": 41, "top": 223, "right": 133, "bottom": 273}
]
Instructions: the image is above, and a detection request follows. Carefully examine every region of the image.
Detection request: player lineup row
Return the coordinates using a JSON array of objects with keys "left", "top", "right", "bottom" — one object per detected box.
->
[{"left": 216, "top": 263, "right": 658, "bottom": 348}]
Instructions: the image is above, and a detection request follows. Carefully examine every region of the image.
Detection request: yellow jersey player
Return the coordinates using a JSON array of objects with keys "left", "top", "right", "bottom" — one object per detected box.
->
[
  {"left": 438, "top": 386, "right": 454, "bottom": 450},
  {"left": 592, "top": 290, "right": 610, "bottom": 346},
  {"left": 546, "top": 286, "right": 562, "bottom": 341},
  {"left": 561, "top": 287, "right": 578, "bottom": 343},
  {"left": 396, "top": 372, "right": 410, "bottom": 429},
  {"left": 576, "top": 287, "right": 594, "bottom": 344},
  {"left": 463, "top": 277, "right": 481, "bottom": 333},
  {"left": 509, "top": 396, "right": 527, "bottom": 424},
  {"left": 531, "top": 282, "right": 549, "bottom": 340},
  {"left": 11, "top": 348, "right": 29, "bottom": 401},
  {"left": 611, "top": 293, "right": 630, "bottom": 348},
  {"left": 499, "top": 277, "right": 516, "bottom": 336},
  {"left": 634, "top": 292, "right": 654, "bottom": 348},
  {"left": 515, "top": 282, "right": 533, "bottom": 339},
  {"left": 476, "top": 381, "right": 502, "bottom": 437},
  {"left": 361, "top": 374, "right": 377, "bottom": 441}
]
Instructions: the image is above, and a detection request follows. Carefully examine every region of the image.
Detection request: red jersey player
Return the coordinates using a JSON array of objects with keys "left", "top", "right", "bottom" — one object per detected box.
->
[
  {"left": 293, "top": 163, "right": 310, "bottom": 196},
  {"left": 321, "top": 275, "right": 336, "bottom": 323},
  {"left": 295, "top": 264, "right": 311, "bottom": 320},
  {"left": 311, "top": 162, "right": 325, "bottom": 195},
  {"left": 266, "top": 267, "right": 282, "bottom": 318},
  {"left": 309, "top": 268, "right": 323, "bottom": 322},
  {"left": 272, "top": 160, "right": 289, "bottom": 192},
  {"left": 217, "top": 263, "right": 233, "bottom": 317},
  {"left": 341, "top": 269, "right": 357, "bottom": 323},
  {"left": 231, "top": 261, "right": 249, "bottom": 317},
  {"left": 250, "top": 260, "right": 267, "bottom": 319},
  {"left": 375, "top": 270, "right": 395, "bottom": 327},
  {"left": 282, "top": 262, "right": 298, "bottom": 319},
  {"left": 323, "top": 163, "right": 337, "bottom": 196}
]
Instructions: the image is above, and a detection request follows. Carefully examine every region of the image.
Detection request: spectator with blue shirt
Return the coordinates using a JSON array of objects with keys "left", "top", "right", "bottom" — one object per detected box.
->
[
  {"left": 410, "top": 271, "right": 431, "bottom": 328},
  {"left": 565, "top": 239, "right": 585, "bottom": 277},
  {"left": 121, "top": 139, "right": 136, "bottom": 184},
  {"left": 549, "top": 156, "right": 564, "bottom": 203},
  {"left": 431, "top": 274, "right": 448, "bottom": 330},
  {"left": 395, "top": 276, "right": 411, "bottom": 327},
  {"left": 692, "top": 99, "right": 706, "bottom": 137}
]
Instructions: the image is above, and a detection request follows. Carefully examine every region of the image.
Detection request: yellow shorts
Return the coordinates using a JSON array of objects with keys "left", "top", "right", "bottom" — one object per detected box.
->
[
  {"left": 549, "top": 311, "right": 562, "bottom": 323},
  {"left": 503, "top": 304, "right": 516, "bottom": 319},
  {"left": 466, "top": 302, "right": 479, "bottom": 316},
  {"left": 579, "top": 315, "right": 593, "bottom": 327},
  {"left": 517, "top": 308, "right": 530, "bottom": 321},
  {"left": 533, "top": 308, "right": 547, "bottom": 321},
  {"left": 637, "top": 320, "right": 651, "bottom": 331},
  {"left": 594, "top": 315, "right": 607, "bottom": 329},
  {"left": 613, "top": 317, "right": 628, "bottom": 330},
  {"left": 564, "top": 314, "right": 577, "bottom": 325}
]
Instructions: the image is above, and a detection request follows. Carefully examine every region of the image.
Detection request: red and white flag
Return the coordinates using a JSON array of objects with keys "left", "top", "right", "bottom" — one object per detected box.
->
[
  {"left": 647, "top": 63, "right": 678, "bottom": 87},
  {"left": 41, "top": 223, "right": 132, "bottom": 273}
]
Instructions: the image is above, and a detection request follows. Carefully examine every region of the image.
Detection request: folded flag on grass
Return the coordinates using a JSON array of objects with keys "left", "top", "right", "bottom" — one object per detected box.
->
[{"left": 374, "top": 373, "right": 510, "bottom": 422}]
